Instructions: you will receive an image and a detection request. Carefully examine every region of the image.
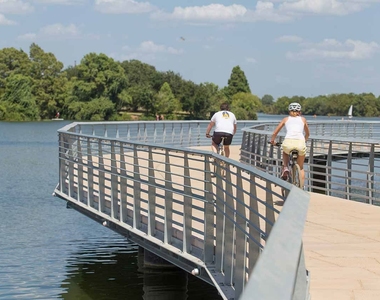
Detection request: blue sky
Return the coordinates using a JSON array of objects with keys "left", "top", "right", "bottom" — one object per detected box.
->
[{"left": 1, "top": 0, "right": 379, "bottom": 99}]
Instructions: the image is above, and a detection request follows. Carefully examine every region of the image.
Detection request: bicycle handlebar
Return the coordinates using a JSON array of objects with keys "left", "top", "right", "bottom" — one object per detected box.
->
[{"left": 268, "top": 141, "right": 282, "bottom": 146}]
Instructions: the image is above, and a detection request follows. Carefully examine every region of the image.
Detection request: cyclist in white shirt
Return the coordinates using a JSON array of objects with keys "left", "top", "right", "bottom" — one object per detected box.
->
[
  {"left": 270, "top": 102, "right": 310, "bottom": 184},
  {"left": 205, "top": 103, "right": 237, "bottom": 158}
]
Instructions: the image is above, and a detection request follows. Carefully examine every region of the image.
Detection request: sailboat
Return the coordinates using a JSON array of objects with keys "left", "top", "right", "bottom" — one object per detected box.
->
[{"left": 348, "top": 105, "right": 353, "bottom": 119}]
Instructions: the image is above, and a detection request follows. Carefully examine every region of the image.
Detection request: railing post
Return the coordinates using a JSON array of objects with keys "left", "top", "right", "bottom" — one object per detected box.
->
[
  {"left": 147, "top": 148, "right": 156, "bottom": 237},
  {"left": 204, "top": 155, "right": 215, "bottom": 264},
  {"left": 234, "top": 168, "right": 248, "bottom": 298},
  {"left": 86, "top": 137, "right": 94, "bottom": 208},
  {"left": 346, "top": 143, "right": 353, "bottom": 200},
  {"left": 223, "top": 169, "right": 235, "bottom": 287},
  {"left": 367, "top": 144, "right": 375, "bottom": 205},
  {"left": 119, "top": 144, "right": 128, "bottom": 223},
  {"left": 110, "top": 141, "right": 119, "bottom": 220},
  {"left": 133, "top": 145, "right": 142, "bottom": 229},
  {"left": 183, "top": 153, "right": 192, "bottom": 253},
  {"left": 97, "top": 140, "right": 106, "bottom": 213},
  {"left": 77, "top": 135, "right": 84, "bottom": 203},
  {"left": 164, "top": 149, "right": 173, "bottom": 245}
]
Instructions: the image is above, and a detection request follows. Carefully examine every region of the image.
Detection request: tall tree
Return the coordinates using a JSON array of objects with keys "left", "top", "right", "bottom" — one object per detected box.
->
[
  {"left": 29, "top": 43, "right": 68, "bottom": 118},
  {"left": 155, "top": 82, "right": 181, "bottom": 116},
  {"left": 0, "top": 47, "right": 32, "bottom": 91},
  {"left": 261, "top": 94, "right": 274, "bottom": 106},
  {"left": 0, "top": 74, "right": 39, "bottom": 121},
  {"left": 231, "top": 92, "right": 260, "bottom": 120},
  {"left": 227, "top": 66, "right": 251, "bottom": 98},
  {"left": 66, "top": 53, "right": 128, "bottom": 120}
]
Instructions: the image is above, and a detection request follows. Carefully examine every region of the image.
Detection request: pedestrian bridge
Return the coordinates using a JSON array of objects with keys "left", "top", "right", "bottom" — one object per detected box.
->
[{"left": 53, "top": 120, "right": 380, "bottom": 300}]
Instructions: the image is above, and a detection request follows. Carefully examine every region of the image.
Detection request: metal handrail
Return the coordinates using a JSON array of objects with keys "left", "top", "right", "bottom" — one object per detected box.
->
[
  {"left": 54, "top": 120, "right": 311, "bottom": 300},
  {"left": 241, "top": 121, "right": 380, "bottom": 205}
]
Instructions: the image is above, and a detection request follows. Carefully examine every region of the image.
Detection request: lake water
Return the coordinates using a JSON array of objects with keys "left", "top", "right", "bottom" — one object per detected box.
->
[{"left": 0, "top": 121, "right": 221, "bottom": 300}]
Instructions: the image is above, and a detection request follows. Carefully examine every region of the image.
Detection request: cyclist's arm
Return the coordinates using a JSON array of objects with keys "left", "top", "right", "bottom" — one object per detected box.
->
[
  {"left": 270, "top": 118, "right": 286, "bottom": 143},
  {"left": 302, "top": 117, "right": 310, "bottom": 141},
  {"left": 205, "top": 121, "right": 215, "bottom": 137},
  {"left": 233, "top": 123, "right": 237, "bottom": 135}
]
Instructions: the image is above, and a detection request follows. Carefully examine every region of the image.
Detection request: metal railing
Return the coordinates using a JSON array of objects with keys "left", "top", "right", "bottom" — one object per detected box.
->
[
  {"left": 53, "top": 120, "right": 310, "bottom": 300},
  {"left": 240, "top": 121, "right": 380, "bottom": 205}
]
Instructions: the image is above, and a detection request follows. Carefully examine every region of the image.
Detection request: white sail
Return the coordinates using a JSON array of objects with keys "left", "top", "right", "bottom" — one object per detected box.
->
[{"left": 348, "top": 105, "right": 353, "bottom": 119}]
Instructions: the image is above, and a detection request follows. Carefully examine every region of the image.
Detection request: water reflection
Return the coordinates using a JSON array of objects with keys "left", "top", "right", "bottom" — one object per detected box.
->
[{"left": 60, "top": 241, "right": 221, "bottom": 300}]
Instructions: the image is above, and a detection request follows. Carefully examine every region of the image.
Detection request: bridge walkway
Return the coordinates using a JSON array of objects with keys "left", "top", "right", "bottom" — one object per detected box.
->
[{"left": 219, "top": 145, "right": 380, "bottom": 300}]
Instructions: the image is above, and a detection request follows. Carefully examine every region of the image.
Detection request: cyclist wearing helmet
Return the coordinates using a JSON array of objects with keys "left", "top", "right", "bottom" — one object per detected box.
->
[
  {"left": 206, "top": 103, "right": 237, "bottom": 158},
  {"left": 270, "top": 102, "right": 310, "bottom": 185}
]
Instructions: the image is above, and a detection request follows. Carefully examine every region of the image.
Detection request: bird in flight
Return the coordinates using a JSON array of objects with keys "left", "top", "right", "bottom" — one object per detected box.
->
[{"left": 180, "top": 36, "right": 185, "bottom": 41}]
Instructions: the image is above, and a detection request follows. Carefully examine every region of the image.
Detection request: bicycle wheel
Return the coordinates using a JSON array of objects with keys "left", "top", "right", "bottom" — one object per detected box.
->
[{"left": 292, "top": 164, "right": 303, "bottom": 189}]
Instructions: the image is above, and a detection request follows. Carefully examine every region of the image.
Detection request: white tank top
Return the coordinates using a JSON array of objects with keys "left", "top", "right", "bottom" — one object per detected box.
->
[{"left": 285, "top": 116, "right": 305, "bottom": 140}]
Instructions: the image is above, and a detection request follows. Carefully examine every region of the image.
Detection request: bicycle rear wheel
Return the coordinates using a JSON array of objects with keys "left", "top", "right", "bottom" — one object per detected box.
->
[{"left": 292, "top": 164, "right": 303, "bottom": 189}]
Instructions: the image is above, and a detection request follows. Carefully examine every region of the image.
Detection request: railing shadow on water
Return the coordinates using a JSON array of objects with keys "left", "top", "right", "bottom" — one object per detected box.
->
[{"left": 55, "top": 120, "right": 364, "bottom": 300}]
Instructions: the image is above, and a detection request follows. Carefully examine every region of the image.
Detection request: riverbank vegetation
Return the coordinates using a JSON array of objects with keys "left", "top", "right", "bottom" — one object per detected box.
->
[{"left": 1, "top": 44, "right": 379, "bottom": 121}]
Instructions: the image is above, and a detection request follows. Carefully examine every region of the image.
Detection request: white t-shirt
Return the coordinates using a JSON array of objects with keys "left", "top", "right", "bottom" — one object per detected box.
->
[
  {"left": 285, "top": 116, "right": 305, "bottom": 140},
  {"left": 211, "top": 110, "right": 237, "bottom": 135}
]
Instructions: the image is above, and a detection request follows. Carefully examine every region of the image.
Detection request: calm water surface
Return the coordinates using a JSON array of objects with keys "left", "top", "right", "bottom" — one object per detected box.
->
[{"left": 0, "top": 121, "right": 221, "bottom": 300}]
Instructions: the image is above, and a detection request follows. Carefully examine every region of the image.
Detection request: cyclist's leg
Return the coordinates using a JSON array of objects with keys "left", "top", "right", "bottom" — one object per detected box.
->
[
  {"left": 211, "top": 133, "right": 222, "bottom": 154},
  {"left": 296, "top": 155, "right": 305, "bottom": 188},
  {"left": 296, "top": 140, "right": 307, "bottom": 187},
  {"left": 211, "top": 140, "right": 218, "bottom": 153},
  {"left": 222, "top": 133, "right": 233, "bottom": 158},
  {"left": 281, "top": 139, "right": 294, "bottom": 179},
  {"left": 224, "top": 145, "right": 230, "bottom": 157}
]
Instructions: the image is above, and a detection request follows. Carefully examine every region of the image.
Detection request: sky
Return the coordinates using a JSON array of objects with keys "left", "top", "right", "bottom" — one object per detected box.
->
[{"left": 0, "top": 0, "right": 379, "bottom": 99}]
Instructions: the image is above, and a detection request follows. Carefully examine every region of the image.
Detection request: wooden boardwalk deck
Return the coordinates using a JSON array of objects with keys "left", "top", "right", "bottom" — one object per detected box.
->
[{"left": 218, "top": 145, "right": 380, "bottom": 300}]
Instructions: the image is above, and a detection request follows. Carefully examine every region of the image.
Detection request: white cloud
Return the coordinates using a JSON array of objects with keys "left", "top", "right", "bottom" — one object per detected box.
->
[
  {"left": 246, "top": 57, "right": 257, "bottom": 63},
  {"left": 119, "top": 40, "right": 183, "bottom": 61},
  {"left": 33, "top": 0, "right": 85, "bottom": 4},
  {"left": 286, "top": 38, "right": 380, "bottom": 60},
  {"left": 279, "top": 0, "right": 365, "bottom": 15},
  {"left": 156, "top": 4, "right": 247, "bottom": 21},
  {"left": 276, "top": 35, "right": 303, "bottom": 43},
  {"left": 94, "top": 0, "right": 156, "bottom": 14},
  {"left": 139, "top": 41, "right": 183, "bottom": 55},
  {"left": 0, "top": 0, "right": 34, "bottom": 14},
  {"left": 40, "top": 23, "right": 80, "bottom": 36},
  {"left": 151, "top": 0, "right": 380, "bottom": 24},
  {"left": 17, "top": 23, "right": 98, "bottom": 41},
  {"left": 151, "top": 2, "right": 293, "bottom": 23},
  {"left": 17, "top": 33, "right": 37, "bottom": 40},
  {"left": 0, "top": 13, "right": 16, "bottom": 25}
]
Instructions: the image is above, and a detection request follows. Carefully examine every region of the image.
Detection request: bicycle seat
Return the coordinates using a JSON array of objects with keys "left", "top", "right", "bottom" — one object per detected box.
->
[{"left": 290, "top": 149, "right": 299, "bottom": 158}]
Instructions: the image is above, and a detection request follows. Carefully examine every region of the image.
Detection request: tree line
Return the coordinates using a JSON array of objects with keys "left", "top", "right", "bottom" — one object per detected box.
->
[{"left": 0, "top": 43, "right": 379, "bottom": 121}]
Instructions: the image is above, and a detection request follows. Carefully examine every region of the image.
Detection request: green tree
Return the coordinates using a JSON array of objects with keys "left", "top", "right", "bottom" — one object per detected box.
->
[
  {"left": 261, "top": 94, "right": 274, "bottom": 106},
  {"left": 231, "top": 92, "right": 260, "bottom": 120},
  {"left": 155, "top": 82, "right": 181, "bottom": 116},
  {"left": 188, "top": 82, "right": 219, "bottom": 119},
  {"left": 66, "top": 53, "right": 128, "bottom": 120},
  {"left": 0, "top": 74, "right": 39, "bottom": 121},
  {"left": 227, "top": 66, "right": 251, "bottom": 98},
  {"left": 29, "top": 43, "right": 68, "bottom": 119},
  {"left": 0, "top": 47, "right": 32, "bottom": 92}
]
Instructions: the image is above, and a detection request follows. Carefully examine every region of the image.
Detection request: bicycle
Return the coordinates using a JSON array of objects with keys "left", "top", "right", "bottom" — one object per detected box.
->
[
  {"left": 269, "top": 142, "right": 304, "bottom": 196},
  {"left": 207, "top": 134, "right": 226, "bottom": 177}
]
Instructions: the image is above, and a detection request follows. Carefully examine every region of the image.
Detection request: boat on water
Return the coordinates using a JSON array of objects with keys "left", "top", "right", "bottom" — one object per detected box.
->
[
  {"left": 348, "top": 105, "right": 353, "bottom": 119},
  {"left": 51, "top": 118, "right": 64, "bottom": 121}
]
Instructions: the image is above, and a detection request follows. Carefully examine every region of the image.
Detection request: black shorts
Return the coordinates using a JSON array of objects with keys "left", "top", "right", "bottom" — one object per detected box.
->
[{"left": 212, "top": 132, "right": 233, "bottom": 146}]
